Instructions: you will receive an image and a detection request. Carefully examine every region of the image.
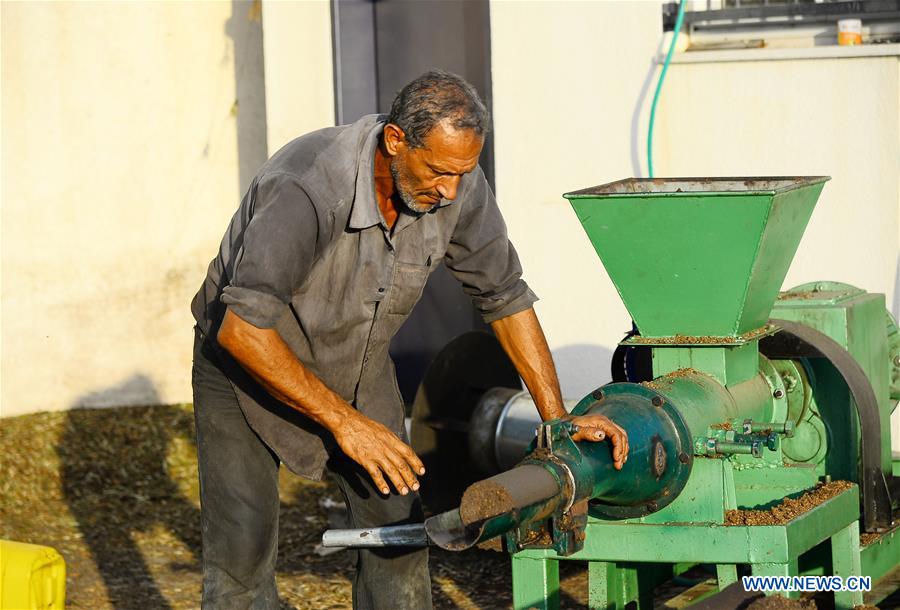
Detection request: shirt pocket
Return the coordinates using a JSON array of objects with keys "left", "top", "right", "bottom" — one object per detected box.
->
[{"left": 386, "top": 259, "right": 431, "bottom": 315}]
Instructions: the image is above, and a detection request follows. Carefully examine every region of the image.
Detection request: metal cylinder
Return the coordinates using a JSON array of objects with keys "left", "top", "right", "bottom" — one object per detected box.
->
[
  {"left": 459, "top": 464, "right": 562, "bottom": 525},
  {"left": 321, "top": 524, "right": 428, "bottom": 548},
  {"left": 425, "top": 463, "right": 564, "bottom": 552},
  {"left": 467, "top": 390, "right": 579, "bottom": 474}
]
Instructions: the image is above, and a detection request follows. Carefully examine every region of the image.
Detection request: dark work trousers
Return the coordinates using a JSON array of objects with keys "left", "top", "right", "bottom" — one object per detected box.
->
[{"left": 191, "top": 329, "right": 432, "bottom": 610}]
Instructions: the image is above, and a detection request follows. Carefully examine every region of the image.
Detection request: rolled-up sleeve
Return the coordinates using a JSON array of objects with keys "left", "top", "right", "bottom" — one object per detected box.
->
[
  {"left": 444, "top": 167, "right": 538, "bottom": 324},
  {"left": 221, "top": 172, "right": 319, "bottom": 328}
]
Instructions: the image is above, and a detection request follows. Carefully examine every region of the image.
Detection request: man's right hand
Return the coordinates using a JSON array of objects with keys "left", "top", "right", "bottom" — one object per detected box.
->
[
  {"left": 333, "top": 412, "right": 426, "bottom": 496},
  {"left": 217, "top": 309, "right": 426, "bottom": 496}
]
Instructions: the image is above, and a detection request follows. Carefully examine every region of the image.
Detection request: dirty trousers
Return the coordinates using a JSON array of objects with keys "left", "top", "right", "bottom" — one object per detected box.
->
[{"left": 191, "top": 330, "right": 432, "bottom": 610}]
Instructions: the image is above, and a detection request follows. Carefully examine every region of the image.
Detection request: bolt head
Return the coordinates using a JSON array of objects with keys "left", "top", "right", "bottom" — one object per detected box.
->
[
  {"left": 773, "top": 389, "right": 785, "bottom": 399},
  {"left": 678, "top": 452, "right": 690, "bottom": 464},
  {"left": 591, "top": 389, "right": 604, "bottom": 401},
  {"left": 651, "top": 396, "right": 664, "bottom": 407}
]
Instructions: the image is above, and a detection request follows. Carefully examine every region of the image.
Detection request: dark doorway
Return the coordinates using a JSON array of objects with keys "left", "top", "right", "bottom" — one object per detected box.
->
[{"left": 332, "top": 0, "right": 494, "bottom": 403}]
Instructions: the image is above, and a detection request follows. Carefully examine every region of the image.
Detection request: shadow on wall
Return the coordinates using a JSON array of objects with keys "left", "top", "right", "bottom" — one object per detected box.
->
[
  {"left": 552, "top": 343, "right": 616, "bottom": 401},
  {"left": 56, "top": 374, "right": 202, "bottom": 610},
  {"left": 225, "top": 0, "right": 268, "bottom": 194}
]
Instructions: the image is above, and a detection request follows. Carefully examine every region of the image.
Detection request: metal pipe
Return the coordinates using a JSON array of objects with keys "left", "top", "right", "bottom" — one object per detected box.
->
[
  {"left": 321, "top": 524, "right": 428, "bottom": 548},
  {"left": 425, "top": 463, "right": 564, "bottom": 552},
  {"left": 468, "top": 390, "right": 578, "bottom": 474}
]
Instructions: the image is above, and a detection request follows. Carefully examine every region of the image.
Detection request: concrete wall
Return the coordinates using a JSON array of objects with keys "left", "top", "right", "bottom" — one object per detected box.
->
[
  {"left": 0, "top": 0, "right": 332, "bottom": 416},
  {"left": 261, "top": 0, "right": 334, "bottom": 155},
  {"left": 490, "top": 0, "right": 665, "bottom": 398}
]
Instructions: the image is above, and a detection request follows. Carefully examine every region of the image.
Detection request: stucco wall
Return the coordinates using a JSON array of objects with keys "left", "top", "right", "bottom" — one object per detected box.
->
[
  {"left": 0, "top": 0, "right": 332, "bottom": 416},
  {"left": 489, "top": 0, "right": 665, "bottom": 398},
  {"left": 261, "top": 0, "right": 334, "bottom": 155}
]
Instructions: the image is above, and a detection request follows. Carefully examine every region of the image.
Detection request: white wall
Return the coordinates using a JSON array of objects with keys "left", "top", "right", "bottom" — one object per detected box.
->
[
  {"left": 0, "top": 0, "right": 333, "bottom": 416},
  {"left": 261, "top": 0, "right": 334, "bottom": 155},
  {"left": 490, "top": 0, "right": 665, "bottom": 398}
]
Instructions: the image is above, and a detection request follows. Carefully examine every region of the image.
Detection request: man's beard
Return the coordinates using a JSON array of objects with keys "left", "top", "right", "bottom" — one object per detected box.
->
[{"left": 391, "top": 160, "right": 438, "bottom": 215}]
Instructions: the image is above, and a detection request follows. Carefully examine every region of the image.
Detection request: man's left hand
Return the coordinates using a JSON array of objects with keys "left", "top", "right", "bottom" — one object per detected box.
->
[{"left": 569, "top": 414, "right": 629, "bottom": 470}]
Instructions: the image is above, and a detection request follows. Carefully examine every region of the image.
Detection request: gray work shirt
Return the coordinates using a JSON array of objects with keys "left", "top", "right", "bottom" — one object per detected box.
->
[{"left": 191, "top": 114, "right": 537, "bottom": 480}]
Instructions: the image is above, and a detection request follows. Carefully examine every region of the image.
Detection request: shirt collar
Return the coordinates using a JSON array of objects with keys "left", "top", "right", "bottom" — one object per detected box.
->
[{"left": 349, "top": 118, "right": 387, "bottom": 231}]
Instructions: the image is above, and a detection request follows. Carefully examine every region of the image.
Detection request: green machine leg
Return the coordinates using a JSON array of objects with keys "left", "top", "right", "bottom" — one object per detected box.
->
[
  {"left": 751, "top": 560, "right": 800, "bottom": 599},
  {"left": 588, "top": 561, "right": 619, "bottom": 610},
  {"left": 831, "top": 521, "right": 864, "bottom": 609},
  {"left": 587, "top": 561, "right": 656, "bottom": 610},
  {"left": 512, "top": 556, "right": 559, "bottom": 610},
  {"left": 716, "top": 564, "right": 738, "bottom": 589}
]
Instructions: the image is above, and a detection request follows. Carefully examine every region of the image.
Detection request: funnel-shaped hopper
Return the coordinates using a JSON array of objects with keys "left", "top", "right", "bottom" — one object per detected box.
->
[{"left": 565, "top": 177, "right": 828, "bottom": 339}]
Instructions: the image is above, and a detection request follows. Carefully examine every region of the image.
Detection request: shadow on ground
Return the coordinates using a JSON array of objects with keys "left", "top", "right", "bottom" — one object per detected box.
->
[{"left": 57, "top": 375, "right": 202, "bottom": 609}]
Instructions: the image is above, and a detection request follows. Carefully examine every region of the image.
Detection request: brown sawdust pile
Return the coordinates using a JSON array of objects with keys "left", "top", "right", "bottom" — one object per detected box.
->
[{"left": 725, "top": 481, "right": 853, "bottom": 526}]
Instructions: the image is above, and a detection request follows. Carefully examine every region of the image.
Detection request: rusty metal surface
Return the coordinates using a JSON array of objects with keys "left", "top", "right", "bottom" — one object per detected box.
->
[{"left": 565, "top": 176, "right": 829, "bottom": 197}]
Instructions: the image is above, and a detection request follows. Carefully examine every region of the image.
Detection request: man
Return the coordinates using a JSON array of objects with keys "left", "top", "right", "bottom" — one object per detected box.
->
[{"left": 190, "top": 70, "right": 628, "bottom": 610}]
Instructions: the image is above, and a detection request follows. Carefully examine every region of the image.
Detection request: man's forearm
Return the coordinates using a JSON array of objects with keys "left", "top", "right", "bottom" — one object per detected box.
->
[
  {"left": 216, "top": 308, "right": 354, "bottom": 433},
  {"left": 216, "top": 308, "right": 426, "bottom": 494},
  {"left": 490, "top": 307, "right": 567, "bottom": 421}
]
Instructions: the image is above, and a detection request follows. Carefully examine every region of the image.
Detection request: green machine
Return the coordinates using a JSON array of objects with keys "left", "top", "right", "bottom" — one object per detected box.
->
[{"left": 323, "top": 178, "right": 900, "bottom": 608}]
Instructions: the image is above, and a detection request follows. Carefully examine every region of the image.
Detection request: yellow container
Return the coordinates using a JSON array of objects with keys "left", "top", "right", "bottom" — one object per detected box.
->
[
  {"left": 0, "top": 540, "right": 66, "bottom": 610},
  {"left": 838, "top": 18, "right": 863, "bottom": 46}
]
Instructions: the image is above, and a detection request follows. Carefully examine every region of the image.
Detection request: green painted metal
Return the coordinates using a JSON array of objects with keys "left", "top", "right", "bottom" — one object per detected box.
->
[
  {"left": 629, "top": 457, "right": 731, "bottom": 525},
  {"left": 651, "top": 342, "right": 759, "bottom": 385},
  {"left": 860, "top": 526, "right": 900, "bottom": 597},
  {"left": 512, "top": 556, "right": 559, "bottom": 610},
  {"left": 513, "top": 485, "right": 859, "bottom": 564},
  {"left": 831, "top": 521, "right": 865, "bottom": 608},
  {"left": 565, "top": 177, "right": 828, "bottom": 339},
  {"left": 731, "top": 462, "right": 819, "bottom": 510},
  {"left": 567, "top": 382, "right": 694, "bottom": 520},
  {"left": 772, "top": 283, "right": 893, "bottom": 477},
  {"left": 887, "top": 311, "right": 900, "bottom": 402},
  {"left": 497, "top": 179, "right": 900, "bottom": 608},
  {"left": 751, "top": 561, "right": 801, "bottom": 600}
]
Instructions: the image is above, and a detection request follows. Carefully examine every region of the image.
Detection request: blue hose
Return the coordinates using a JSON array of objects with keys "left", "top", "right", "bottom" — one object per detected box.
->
[{"left": 647, "top": 0, "right": 687, "bottom": 178}]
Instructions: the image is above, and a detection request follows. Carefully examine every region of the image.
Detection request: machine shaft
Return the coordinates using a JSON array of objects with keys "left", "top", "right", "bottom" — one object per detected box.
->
[{"left": 320, "top": 524, "right": 428, "bottom": 548}]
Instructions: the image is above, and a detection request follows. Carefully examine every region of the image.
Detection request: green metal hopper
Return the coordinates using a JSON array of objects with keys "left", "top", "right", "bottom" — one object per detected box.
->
[{"left": 565, "top": 177, "right": 829, "bottom": 340}]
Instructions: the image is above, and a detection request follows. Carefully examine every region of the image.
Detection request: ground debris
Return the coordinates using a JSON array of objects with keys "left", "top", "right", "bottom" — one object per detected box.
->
[
  {"left": 725, "top": 481, "right": 853, "bottom": 526},
  {"left": 0, "top": 405, "right": 519, "bottom": 609},
  {"left": 746, "top": 594, "right": 817, "bottom": 609},
  {"left": 2, "top": 407, "right": 889, "bottom": 609}
]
